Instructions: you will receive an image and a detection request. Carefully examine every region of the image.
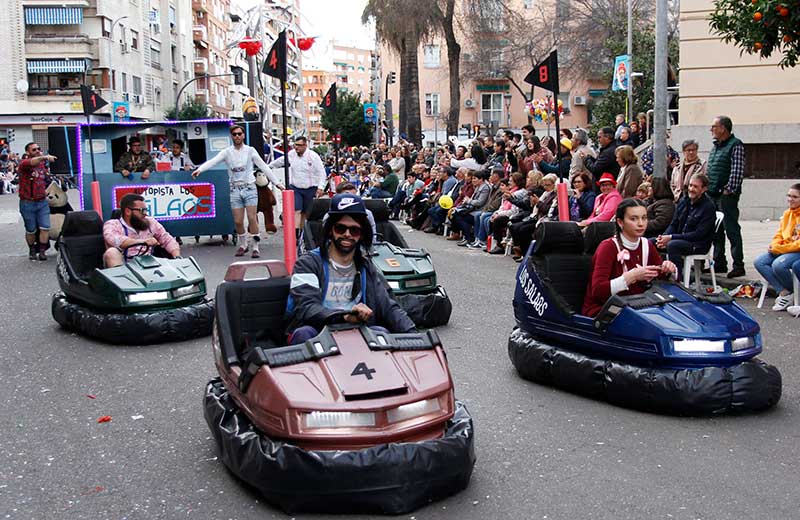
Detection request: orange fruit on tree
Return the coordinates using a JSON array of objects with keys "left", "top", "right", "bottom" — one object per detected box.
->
[
  {"left": 778, "top": 6, "right": 789, "bottom": 16},
  {"left": 751, "top": 0, "right": 757, "bottom": 4},
  {"left": 754, "top": 42, "right": 763, "bottom": 50},
  {"left": 784, "top": 34, "right": 793, "bottom": 42},
  {"left": 753, "top": 11, "right": 763, "bottom": 21}
]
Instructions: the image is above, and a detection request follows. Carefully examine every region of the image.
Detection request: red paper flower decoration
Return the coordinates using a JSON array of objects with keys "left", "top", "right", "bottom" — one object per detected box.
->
[{"left": 238, "top": 38, "right": 262, "bottom": 57}]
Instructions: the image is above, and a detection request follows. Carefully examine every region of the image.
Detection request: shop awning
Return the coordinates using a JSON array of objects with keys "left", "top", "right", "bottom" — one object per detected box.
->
[
  {"left": 24, "top": 7, "right": 83, "bottom": 25},
  {"left": 27, "top": 59, "right": 87, "bottom": 74}
]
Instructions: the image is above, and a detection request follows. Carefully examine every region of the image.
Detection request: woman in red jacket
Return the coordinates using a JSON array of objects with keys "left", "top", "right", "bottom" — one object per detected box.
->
[{"left": 582, "top": 199, "right": 677, "bottom": 317}]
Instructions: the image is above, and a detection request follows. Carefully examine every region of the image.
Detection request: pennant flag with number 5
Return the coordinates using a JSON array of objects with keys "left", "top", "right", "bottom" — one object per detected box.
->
[
  {"left": 321, "top": 83, "right": 337, "bottom": 112},
  {"left": 262, "top": 30, "right": 287, "bottom": 82},
  {"left": 524, "top": 50, "right": 559, "bottom": 94},
  {"left": 79, "top": 85, "right": 108, "bottom": 116}
]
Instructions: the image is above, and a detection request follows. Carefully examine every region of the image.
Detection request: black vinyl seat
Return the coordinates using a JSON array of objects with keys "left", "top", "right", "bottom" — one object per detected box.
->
[
  {"left": 216, "top": 276, "right": 291, "bottom": 364},
  {"left": 59, "top": 211, "right": 106, "bottom": 280},
  {"left": 530, "top": 222, "right": 592, "bottom": 315},
  {"left": 303, "top": 198, "right": 408, "bottom": 249}
]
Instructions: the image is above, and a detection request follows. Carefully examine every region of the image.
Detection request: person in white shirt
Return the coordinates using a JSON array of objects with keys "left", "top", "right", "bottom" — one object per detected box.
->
[
  {"left": 192, "top": 125, "right": 285, "bottom": 258},
  {"left": 167, "top": 139, "right": 194, "bottom": 171},
  {"left": 267, "top": 136, "right": 326, "bottom": 236}
]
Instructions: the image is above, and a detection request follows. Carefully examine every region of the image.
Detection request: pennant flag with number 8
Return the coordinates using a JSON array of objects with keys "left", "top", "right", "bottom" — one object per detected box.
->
[
  {"left": 321, "top": 83, "right": 337, "bottom": 112},
  {"left": 524, "top": 50, "right": 559, "bottom": 95},
  {"left": 262, "top": 30, "right": 287, "bottom": 82}
]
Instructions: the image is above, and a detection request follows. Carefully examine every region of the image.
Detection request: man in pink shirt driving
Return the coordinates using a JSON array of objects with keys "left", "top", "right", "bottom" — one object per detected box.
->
[{"left": 102, "top": 193, "right": 180, "bottom": 267}]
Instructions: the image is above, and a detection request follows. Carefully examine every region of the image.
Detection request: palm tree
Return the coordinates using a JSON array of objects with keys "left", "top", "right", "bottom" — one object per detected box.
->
[{"left": 363, "top": 0, "right": 438, "bottom": 145}]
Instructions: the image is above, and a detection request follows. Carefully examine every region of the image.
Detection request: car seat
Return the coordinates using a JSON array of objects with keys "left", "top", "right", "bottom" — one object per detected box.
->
[
  {"left": 530, "top": 222, "right": 590, "bottom": 315},
  {"left": 59, "top": 211, "right": 105, "bottom": 280},
  {"left": 365, "top": 199, "right": 408, "bottom": 248}
]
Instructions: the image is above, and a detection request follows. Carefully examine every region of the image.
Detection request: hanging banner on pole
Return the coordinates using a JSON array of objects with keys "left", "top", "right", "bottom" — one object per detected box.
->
[
  {"left": 262, "top": 30, "right": 287, "bottom": 82},
  {"left": 321, "top": 83, "right": 337, "bottom": 112},
  {"left": 612, "top": 55, "right": 631, "bottom": 91},
  {"left": 524, "top": 50, "right": 559, "bottom": 94},
  {"left": 364, "top": 103, "right": 378, "bottom": 123}
]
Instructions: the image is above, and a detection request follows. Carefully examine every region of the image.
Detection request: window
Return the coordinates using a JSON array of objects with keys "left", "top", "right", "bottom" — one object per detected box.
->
[
  {"left": 425, "top": 93, "right": 440, "bottom": 116},
  {"left": 423, "top": 45, "right": 440, "bottom": 68},
  {"left": 111, "top": 71, "right": 116, "bottom": 90},
  {"left": 151, "top": 40, "right": 161, "bottom": 67},
  {"left": 481, "top": 93, "right": 503, "bottom": 124},
  {"left": 523, "top": 0, "right": 534, "bottom": 7},
  {"left": 132, "top": 76, "right": 142, "bottom": 95},
  {"left": 171, "top": 45, "right": 177, "bottom": 71},
  {"left": 102, "top": 18, "right": 111, "bottom": 37},
  {"left": 131, "top": 30, "right": 139, "bottom": 50},
  {"left": 121, "top": 72, "right": 127, "bottom": 92},
  {"left": 168, "top": 5, "right": 176, "bottom": 27}
]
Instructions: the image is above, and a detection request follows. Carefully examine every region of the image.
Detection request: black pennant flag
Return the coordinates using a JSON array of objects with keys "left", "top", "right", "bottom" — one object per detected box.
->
[
  {"left": 321, "top": 83, "right": 337, "bottom": 112},
  {"left": 524, "top": 50, "right": 559, "bottom": 94},
  {"left": 79, "top": 85, "right": 108, "bottom": 116},
  {"left": 262, "top": 30, "right": 287, "bottom": 82}
]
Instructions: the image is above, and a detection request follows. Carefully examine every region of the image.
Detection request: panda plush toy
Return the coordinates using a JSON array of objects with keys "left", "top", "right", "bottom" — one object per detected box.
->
[{"left": 46, "top": 180, "right": 73, "bottom": 241}]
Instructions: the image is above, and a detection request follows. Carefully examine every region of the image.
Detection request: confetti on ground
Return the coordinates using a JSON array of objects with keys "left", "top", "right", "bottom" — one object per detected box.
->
[
  {"left": 97, "top": 415, "right": 112, "bottom": 423},
  {"left": 131, "top": 415, "right": 144, "bottom": 421},
  {"left": 86, "top": 394, "right": 97, "bottom": 399}
]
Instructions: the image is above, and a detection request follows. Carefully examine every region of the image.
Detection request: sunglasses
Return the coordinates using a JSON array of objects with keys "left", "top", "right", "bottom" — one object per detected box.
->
[
  {"left": 130, "top": 207, "right": 148, "bottom": 214},
  {"left": 333, "top": 223, "right": 362, "bottom": 238},
  {"left": 30, "top": 147, "right": 40, "bottom": 152},
  {"left": 231, "top": 132, "right": 244, "bottom": 136}
]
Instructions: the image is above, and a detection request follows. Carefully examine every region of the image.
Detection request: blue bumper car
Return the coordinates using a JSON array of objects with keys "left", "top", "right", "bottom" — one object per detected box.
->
[{"left": 508, "top": 222, "right": 782, "bottom": 415}]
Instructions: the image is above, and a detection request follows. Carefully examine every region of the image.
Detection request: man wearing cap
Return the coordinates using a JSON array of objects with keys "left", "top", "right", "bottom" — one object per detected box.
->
[
  {"left": 116, "top": 136, "right": 155, "bottom": 179},
  {"left": 286, "top": 193, "right": 416, "bottom": 344},
  {"left": 578, "top": 173, "right": 622, "bottom": 227}
]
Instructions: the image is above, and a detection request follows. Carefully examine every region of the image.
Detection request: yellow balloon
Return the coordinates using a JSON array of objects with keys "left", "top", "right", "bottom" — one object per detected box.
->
[{"left": 438, "top": 195, "right": 454, "bottom": 210}]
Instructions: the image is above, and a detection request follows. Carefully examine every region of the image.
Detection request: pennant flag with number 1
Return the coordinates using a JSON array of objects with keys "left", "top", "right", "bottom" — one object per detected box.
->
[
  {"left": 524, "top": 50, "right": 559, "bottom": 94},
  {"left": 321, "top": 83, "right": 337, "bottom": 112},
  {"left": 262, "top": 30, "right": 287, "bottom": 82},
  {"left": 79, "top": 85, "right": 108, "bottom": 116}
]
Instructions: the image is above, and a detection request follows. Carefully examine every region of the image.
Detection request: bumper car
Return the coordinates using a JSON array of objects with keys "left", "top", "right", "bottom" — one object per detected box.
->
[
  {"left": 508, "top": 221, "right": 782, "bottom": 415},
  {"left": 204, "top": 260, "right": 475, "bottom": 515},
  {"left": 301, "top": 198, "right": 452, "bottom": 328},
  {"left": 51, "top": 211, "right": 215, "bottom": 344}
]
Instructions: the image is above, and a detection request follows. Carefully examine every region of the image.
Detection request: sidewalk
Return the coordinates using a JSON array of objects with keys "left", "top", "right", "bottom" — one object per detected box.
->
[{"left": 703, "top": 219, "right": 776, "bottom": 290}]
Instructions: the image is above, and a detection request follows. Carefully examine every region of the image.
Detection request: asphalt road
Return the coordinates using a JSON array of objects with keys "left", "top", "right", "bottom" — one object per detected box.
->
[{"left": 1, "top": 198, "right": 799, "bottom": 520}]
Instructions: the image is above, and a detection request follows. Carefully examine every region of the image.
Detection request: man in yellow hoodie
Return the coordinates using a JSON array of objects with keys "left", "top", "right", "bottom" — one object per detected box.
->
[{"left": 753, "top": 183, "right": 800, "bottom": 316}]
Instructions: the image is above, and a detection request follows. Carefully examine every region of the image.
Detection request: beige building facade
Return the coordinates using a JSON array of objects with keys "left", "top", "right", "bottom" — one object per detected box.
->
[{"left": 673, "top": 0, "right": 800, "bottom": 218}]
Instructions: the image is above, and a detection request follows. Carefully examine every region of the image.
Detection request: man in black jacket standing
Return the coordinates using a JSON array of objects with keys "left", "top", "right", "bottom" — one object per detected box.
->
[
  {"left": 656, "top": 173, "right": 717, "bottom": 276},
  {"left": 286, "top": 193, "right": 415, "bottom": 344},
  {"left": 583, "top": 127, "right": 620, "bottom": 189}
]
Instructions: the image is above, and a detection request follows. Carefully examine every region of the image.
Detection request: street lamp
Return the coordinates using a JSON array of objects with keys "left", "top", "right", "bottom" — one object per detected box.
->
[{"left": 174, "top": 73, "right": 235, "bottom": 117}]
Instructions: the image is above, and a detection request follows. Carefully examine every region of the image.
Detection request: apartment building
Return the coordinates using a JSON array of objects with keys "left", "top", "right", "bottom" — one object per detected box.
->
[
  {"left": 302, "top": 69, "right": 333, "bottom": 143},
  {"left": 191, "top": 0, "right": 230, "bottom": 117},
  {"left": 332, "top": 43, "right": 373, "bottom": 101},
  {"left": 0, "top": 0, "right": 196, "bottom": 153}
]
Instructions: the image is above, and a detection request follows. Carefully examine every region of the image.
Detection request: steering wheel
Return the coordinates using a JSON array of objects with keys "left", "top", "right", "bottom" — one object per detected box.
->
[{"left": 122, "top": 242, "right": 151, "bottom": 258}]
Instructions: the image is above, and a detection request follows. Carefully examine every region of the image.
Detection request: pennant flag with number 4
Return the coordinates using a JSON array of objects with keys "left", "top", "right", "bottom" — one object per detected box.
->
[
  {"left": 79, "top": 85, "right": 108, "bottom": 116},
  {"left": 524, "top": 50, "right": 559, "bottom": 94},
  {"left": 321, "top": 83, "right": 337, "bottom": 112},
  {"left": 262, "top": 30, "right": 287, "bottom": 82}
]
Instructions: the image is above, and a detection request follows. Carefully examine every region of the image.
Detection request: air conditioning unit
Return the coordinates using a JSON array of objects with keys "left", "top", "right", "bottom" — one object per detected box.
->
[
  {"left": 133, "top": 94, "right": 142, "bottom": 104},
  {"left": 121, "top": 92, "right": 130, "bottom": 101},
  {"left": 121, "top": 43, "right": 129, "bottom": 54},
  {"left": 464, "top": 99, "right": 476, "bottom": 108},
  {"left": 573, "top": 95, "right": 587, "bottom": 106}
]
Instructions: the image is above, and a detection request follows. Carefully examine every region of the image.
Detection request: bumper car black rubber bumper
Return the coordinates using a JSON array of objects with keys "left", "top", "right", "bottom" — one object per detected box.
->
[
  {"left": 52, "top": 292, "right": 215, "bottom": 345},
  {"left": 395, "top": 286, "right": 452, "bottom": 328},
  {"left": 508, "top": 327, "right": 782, "bottom": 415},
  {"left": 203, "top": 378, "right": 476, "bottom": 515}
]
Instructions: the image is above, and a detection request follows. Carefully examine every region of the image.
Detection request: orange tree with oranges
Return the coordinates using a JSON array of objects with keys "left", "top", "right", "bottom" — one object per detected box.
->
[{"left": 710, "top": 0, "right": 800, "bottom": 67}]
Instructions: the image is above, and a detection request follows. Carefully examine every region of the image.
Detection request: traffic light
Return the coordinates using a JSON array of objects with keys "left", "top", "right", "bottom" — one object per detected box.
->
[
  {"left": 387, "top": 71, "right": 396, "bottom": 84},
  {"left": 230, "top": 65, "right": 244, "bottom": 86},
  {"left": 7, "top": 129, "right": 15, "bottom": 142}
]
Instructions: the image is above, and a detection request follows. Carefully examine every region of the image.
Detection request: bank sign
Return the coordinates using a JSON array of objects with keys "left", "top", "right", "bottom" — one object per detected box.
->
[{"left": 112, "top": 183, "right": 215, "bottom": 221}]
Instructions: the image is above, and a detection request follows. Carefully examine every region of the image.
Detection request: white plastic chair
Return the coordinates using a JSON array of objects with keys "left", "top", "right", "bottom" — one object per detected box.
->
[
  {"left": 682, "top": 211, "right": 724, "bottom": 292},
  {"left": 758, "top": 270, "right": 800, "bottom": 309}
]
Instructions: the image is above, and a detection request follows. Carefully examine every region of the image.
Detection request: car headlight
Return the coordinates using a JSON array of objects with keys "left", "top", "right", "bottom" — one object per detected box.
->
[
  {"left": 673, "top": 339, "right": 726, "bottom": 353},
  {"left": 387, "top": 280, "right": 401, "bottom": 290},
  {"left": 305, "top": 411, "right": 376, "bottom": 428},
  {"left": 127, "top": 291, "right": 170, "bottom": 303},
  {"left": 172, "top": 284, "right": 200, "bottom": 298},
  {"left": 404, "top": 277, "right": 432, "bottom": 289},
  {"left": 732, "top": 336, "right": 755, "bottom": 352},
  {"left": 387, "top": 398, "right": 440, "bottom": 423}
]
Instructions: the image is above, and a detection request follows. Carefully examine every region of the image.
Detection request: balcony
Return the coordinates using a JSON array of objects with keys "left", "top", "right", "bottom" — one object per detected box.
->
[
  {"left": 193, "top": 57, "right": 208, "bottom": 74},
  {"left": 25, "top": 33, "right": 92, "bottom": 60},
  {"left": 195, "top": 88, "right": 209, "bottom": 102},
  {"left": 192, "top": 25, "right": 207, "bottom": 44}
]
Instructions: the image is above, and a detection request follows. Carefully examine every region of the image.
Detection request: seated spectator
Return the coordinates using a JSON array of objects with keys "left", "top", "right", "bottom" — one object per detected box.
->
[
  {"left": 389, "top": 165, "right": 424, "bottom": 218},
  {"left": 488, "top": 172, "right": 528, "bottom": 254},
  {"left": 449, "top": 143, "right": 487, "bottom": 173},
  {"left": 753, "top": 183, "right": 800, "bottom": 315},
  {"left": 617, "top": 126, "right": 633, "bottom": 147},
  {"left": 615, "top": 145, "right": 644, "bottom": 198},
  {"left": 518, "top": 137, "right": 542, "bottom": 176},
  {"left": 636, "top": 182, "right": 652, "bottom": 201},
  {"left": 102, "top": 193, "right": 180, "bottom": 267},
  {"left": 368, "top": 166, "right": 399, "bottom": 198},
  {"left": 445, "top": 169, "right": 476, "bottom": 241},
  {"left": 578, "top": 173, "right": 623, "bottom": 227},
  {"left": 469, "top": 167, "right": 505, "bottom": 249},
  {"left": 569, "top": 129, "right": 596, "bottom": 180},
  {"left": 509, "top": 174, "right": 558, "bottom": 261},
  {"left": 572, "top": 171, "right": 596, "bottom": 220},
  {"left": 540, "top": 136, "right": 556, "bottom": 163},
  {"left": 423, "top": 167, "right": 461, "bottom": 233},
  {"left": 645, "top": 177, "right": 676, "bottom": 238},
  {"left": 582, "top": 199, "right": 677, "bottom": 317},
  {"left": 655, "top": 173, "right": 716, "bottom": 275},
  {"left": 629, "top": 121, "right": 642, "bottom": 148},
  {"left": 452, "top": 172, "right": 491, "bottom": 246},
  {"left": 671, "top": 139, "right": 706, "bottom": 201}
]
